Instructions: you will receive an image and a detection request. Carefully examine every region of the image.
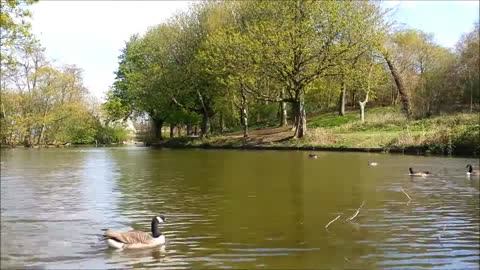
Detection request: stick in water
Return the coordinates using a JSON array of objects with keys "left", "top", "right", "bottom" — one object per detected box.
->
[
  {"left": 400, "top": 187, "right": 412, "bottom": 201},
  {"left": 325, "top": 214, "right": 342, "bottom": 229},
  {"left": 346, "top": 201, "right": 365, "bottom": 222}
]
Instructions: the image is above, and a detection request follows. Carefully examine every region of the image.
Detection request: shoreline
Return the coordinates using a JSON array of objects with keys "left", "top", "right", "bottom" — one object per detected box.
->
[
  {"left": 2, "top": 140, "right": 477, "bottom": 158},
  {"left": 149, "top": 140, "right": 478, "bottom": 157}
]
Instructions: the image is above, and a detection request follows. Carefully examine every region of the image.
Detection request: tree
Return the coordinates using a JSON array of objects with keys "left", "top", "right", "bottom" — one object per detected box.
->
[
  {"left": 456, "top": 21, "right": 479, "bottom": 112},
  {"left": 1, "top": 0, "right": 39, "bottom": 83},
  {"left": 216, "top": 0, "right": 387, "bottom": 138}
]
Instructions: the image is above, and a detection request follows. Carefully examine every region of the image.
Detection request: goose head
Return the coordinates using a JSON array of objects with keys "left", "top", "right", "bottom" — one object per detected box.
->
[
  {"left": 151, "top": 215, "right": 166, "bottom": 238},
  {"left": 466, "top": 164, "right": 472, "bottom": 173},
  {"left": 409, "top": 167, "right": 414, "bottom": 174}
]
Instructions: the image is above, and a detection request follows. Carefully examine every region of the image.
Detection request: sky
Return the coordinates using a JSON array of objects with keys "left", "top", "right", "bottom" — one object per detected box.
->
[{"left": 29, "top": 1, "right": 479, "bottom": 100}]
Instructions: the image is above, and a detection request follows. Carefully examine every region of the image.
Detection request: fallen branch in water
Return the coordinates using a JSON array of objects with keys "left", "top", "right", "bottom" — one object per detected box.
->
[
  {"left": 325, "top": 214, "right": 342, "bottom": 229},
  {"left": 400, "top": 187, "right": 412, "bottom": 201},
  {"left": 346, "top": 201, "right": 366, "bottom": 222}
]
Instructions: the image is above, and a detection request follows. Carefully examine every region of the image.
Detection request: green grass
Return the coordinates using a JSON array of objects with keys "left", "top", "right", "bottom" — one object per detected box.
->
[
  {"left": 156, "top": 106, "right": 479, "bottom": 155},
  {"left": 308, "top": 112, "right": 358, "bottom": 128},
  {"left": 306, "top": 107, "right": 479, "bottom": 154}
]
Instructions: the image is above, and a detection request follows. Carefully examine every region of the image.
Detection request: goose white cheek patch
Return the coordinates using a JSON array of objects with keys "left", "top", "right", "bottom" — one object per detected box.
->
[{"left": 156, "top": 217, "right": 164, "bottom": 223}]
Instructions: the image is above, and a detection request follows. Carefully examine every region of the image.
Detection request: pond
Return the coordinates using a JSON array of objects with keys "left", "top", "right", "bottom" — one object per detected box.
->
[{"left": 1, "top": 147, "right": 479, "bottom": 269}]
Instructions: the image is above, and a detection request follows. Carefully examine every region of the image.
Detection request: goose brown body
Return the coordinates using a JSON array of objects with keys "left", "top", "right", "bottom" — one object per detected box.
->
[{"left": 104, "top": 216, "right": 166, "bottom": 249}]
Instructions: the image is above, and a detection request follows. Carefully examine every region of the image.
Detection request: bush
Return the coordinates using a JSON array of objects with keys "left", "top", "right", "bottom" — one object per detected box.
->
[{"left": 96, "top": 124, "right": 129, "bottom": 144}]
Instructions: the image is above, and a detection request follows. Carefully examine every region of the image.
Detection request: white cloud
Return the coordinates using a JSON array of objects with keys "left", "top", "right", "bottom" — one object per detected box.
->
[{"left": 31, "top": 1, "right": 192, "bottom": 100}]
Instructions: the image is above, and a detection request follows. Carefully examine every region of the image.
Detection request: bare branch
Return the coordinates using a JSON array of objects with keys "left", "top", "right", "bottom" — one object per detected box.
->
[
  {"left": 346, "top": 201, "right": 366, "bottom": 222},
  {"left": 325, "top": 214, "right": 342, "bottom": 229},
  {"left": 400, "top": 187, "right": 412, "bottom": 201}
]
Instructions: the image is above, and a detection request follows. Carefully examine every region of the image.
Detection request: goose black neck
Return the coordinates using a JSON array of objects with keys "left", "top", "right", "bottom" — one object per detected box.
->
[
  {"left": 151, "top": 219, "right": 162, "bottom": 238},
  {"left": 409, "top": 168, "right": 414, "bottom": 174}
]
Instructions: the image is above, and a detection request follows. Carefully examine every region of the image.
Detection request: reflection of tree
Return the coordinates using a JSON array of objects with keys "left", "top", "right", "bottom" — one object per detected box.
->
[
  {"left": 110, "top": 149, "right": 225, "bottom": 219},
  {"left": 1, "top": 149, "right": 88, "bottom": 219},
  {"left": 287, "top": 152, "right": 305, "bottom": 245},
  {"left": 1, "top": 148, "right": 122, "bottom": 268},
  {"left": 218, "top": 151, "right": 305, "bottom": 248}
]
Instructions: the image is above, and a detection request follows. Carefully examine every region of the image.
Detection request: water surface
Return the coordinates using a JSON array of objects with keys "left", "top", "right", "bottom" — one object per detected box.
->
[{"left": 1, "top": 147, "right": 479, "bottom": 269}]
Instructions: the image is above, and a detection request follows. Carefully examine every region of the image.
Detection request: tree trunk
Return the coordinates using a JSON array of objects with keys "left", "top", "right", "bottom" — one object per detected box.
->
[
  {"left": 169, "top": 124, "right": 175, "bottom": 138},
  {"left": 339, "top": 79, "right": 346, "bottom": 116},
  {"left": 219, "top": 113, "right": 225, "bottom": 134},
  {"left": 352, "top": 91, "right": 356, "bottom": 109},
  {"left": 37, "top": 124, "right": 46, "bottom": 145},
  {"left": 196, "top": 90, "right": 213, "bottom": 137},
  {"left": 384, "top": 52, "right": 412, "bottom": 119},
  {"left": 291, "top": 102, "right": 299, "bottom": 130},
  {"left": 23, "top": 127, "right": 32, "bottom": 147},
  {"left": 241, "top": 89, "right": 248, "bottom": 138},
  {"left": 177, "top": 125, "right": 182, "bottom": 137},
  {"left": 194, "top": 126, "right": 198, "bottom": 136},
  {"left": 280, "top": 101, "right": 288, "bottom": 127},
  {"left": 293, "top": 96, "right": 307, "bottom": 139},
  {"left": 153, "top": 119, "right": 163, "bottom": 141},
  {"left": 391, "top": 83, "right": 398, "bottom": 106},
  {"left": 470, "top": 79, "right": 474, "bottom": 113},
  {"left": 186, "top": 123, "right": 192, "bottom": 136},
  {"left": 359, "top": 92, "right": 369, "bottom": 123},
  {"left": 200, "top": 113, "right": 210, "bottom": 137}
]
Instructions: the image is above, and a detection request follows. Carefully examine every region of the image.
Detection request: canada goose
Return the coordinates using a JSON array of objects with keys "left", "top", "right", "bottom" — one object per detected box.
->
[
  {"left": 308, "top": 154, "right": 318, "bottom": 159},
  {"left": 368, "top": 161, "right": 378, "bottom": 166},
  {"left": 104, "top": 216, "right": 166, "bottom": 249},
  {"left": 409, "top": 167, "right": 430, "bottom": 177},
  {"left": 466, "top": 164, "right": 480, "bottom": 176}
]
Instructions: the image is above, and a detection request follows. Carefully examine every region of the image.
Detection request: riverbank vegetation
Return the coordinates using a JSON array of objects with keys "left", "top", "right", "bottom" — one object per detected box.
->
[
  {"left": 0, "top": 0, "right": 129, "bottom": 147},
  {"left": 103, "top": 1, "right": 479, "bottom": 154},
  {"left": 156, "top": 107, "right": 478, "bottom": 155}
]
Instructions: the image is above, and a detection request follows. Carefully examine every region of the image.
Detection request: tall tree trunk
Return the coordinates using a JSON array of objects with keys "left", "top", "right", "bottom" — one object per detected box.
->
[
  {"left": 153, "top": 119, "right": 163, "bottom": 141},
  {"left": 177, "top": 125, "right": 182, "bottom": 137},
  {"left": 352, "top": 91, "right": 356, "bottom": 109},
  {"left": 23, "top": 126, "right": 32, "bottom": 147},
  {"left": 391, "top": 83, "right": 398, "bottom": 106},
  {"left": 219, "top": 113, "right": 225, "bottom": 134},
  {"left": 470, "top": 78, "right": 474, "bottom": 113},
  {"left": 37, "top": 124, "right": 46, "bottom": 145},
  {"left": 186, "top": 123, "right": 192, "bottom": 136},
  {"left": 293, "top": 95, "right": 307, "bottom": 139},
  {"left": 196, "top": 90, "right": 212, "bottom": 137},
  {"left": 194, "top": 126, "right": 198, "bottom": 136},
  {"left": 384, "top": 52, "right": 412, "bottom": 119},
  {"left": 339, "top": 79, "right": 346, "bottom": 116},
  {"left": 169, "top": 124, "right": 175, "bottom": 138},
  {"left": 200, "top": 113, "right": 210, "bottom": 137},
  {"left": 291, "top": 102, "right": 299, "bottom": 131},
  {"left": 359, "top": 92, "right": 369, "bottom": 123},
  {"left": 241, "top": 88, "right": 248, "bottom": 138},
  {"left": 279, "top": 98, "right": 287, "bottom": 127}
]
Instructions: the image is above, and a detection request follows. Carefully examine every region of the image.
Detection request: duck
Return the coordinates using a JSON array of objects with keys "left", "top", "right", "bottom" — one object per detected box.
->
[
  {"left": 308, "top": 154, "right": 318, "bottom": 159},
  {"left": 368, "top": 161, "right": 378, "bottom": 166},
  {"left": 409, "top": 167, "right": 430, "bottom": 177},
  {"left": 466, "top": 164, "right": 480, "bottom": 176},
  {"left": 104, "top": 216, "right": 166, "bottom": 250}
]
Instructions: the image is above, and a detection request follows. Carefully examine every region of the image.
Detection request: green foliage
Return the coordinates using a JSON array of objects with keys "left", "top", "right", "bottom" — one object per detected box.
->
[
  {"left": 0, "top": 37, "right": 130, "bottom": 146},
  {"left": 96, "top": 124, "right": 129, "bottom": 144}
]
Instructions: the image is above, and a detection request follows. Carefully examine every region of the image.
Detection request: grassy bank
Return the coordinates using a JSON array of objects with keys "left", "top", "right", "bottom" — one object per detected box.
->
[{"left": 156, "top": 107, "right": 479, "bottom": 155}]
